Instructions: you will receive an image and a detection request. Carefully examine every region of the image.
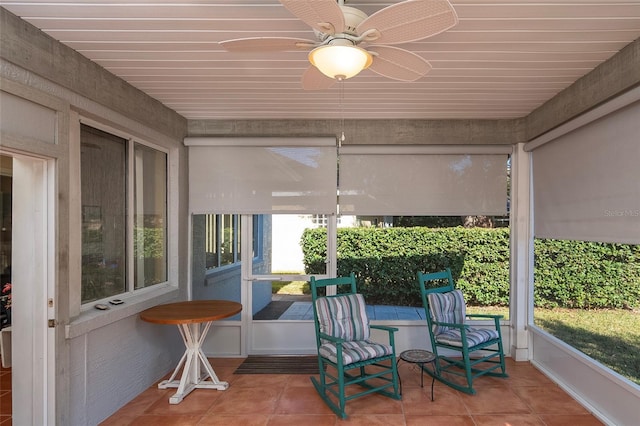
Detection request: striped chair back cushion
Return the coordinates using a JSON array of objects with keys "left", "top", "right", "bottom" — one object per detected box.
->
[
  {"left": 427, "top": 290, "right": 466, "bottom": 335},
  {"left": 315, "top": 293, "right": 370, "bottom": 341}
]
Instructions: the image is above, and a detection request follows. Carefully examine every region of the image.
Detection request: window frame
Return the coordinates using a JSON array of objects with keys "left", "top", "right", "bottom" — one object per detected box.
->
[{"left": 78, "top": 120, "right": 171, "bottom": 307}]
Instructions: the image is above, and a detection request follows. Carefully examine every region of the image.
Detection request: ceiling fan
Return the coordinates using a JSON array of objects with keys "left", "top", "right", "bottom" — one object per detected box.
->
[{"left": 219, "top": 0, "right": 458, "bottom": 90}]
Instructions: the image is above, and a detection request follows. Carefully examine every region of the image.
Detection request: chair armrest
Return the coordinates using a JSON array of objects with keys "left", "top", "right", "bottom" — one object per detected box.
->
[
  {"left": 467, "top": 314, "right": 504, "bottom": 319},
  {"left": 466, "top": 314, "right": 503, "bottom": 328},
  {"left": 371, "top": 324, "right": 399, "bottom": 333},
  {"left": 370, "top": 324, "right": 398, "bottom": 346},
  {"left": 318, "top": 332, "right": 345, "bottom": 344}
]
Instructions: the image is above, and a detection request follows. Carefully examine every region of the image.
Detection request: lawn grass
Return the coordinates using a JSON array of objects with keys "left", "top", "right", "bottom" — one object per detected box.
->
[
  {"left": 271, "top": 280, "right": 309, "bottom": 295},
  {"left": 533, "top": 307, "right": 640, "bottom": 385},
  {"left": 469, "top": 305, "right": 640, "bottom": 385}
]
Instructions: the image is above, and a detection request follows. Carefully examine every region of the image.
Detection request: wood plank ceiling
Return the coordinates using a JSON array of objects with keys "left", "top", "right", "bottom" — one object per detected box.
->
[{"left": 2, "top": 0, "right": 640, "bottom": 120}]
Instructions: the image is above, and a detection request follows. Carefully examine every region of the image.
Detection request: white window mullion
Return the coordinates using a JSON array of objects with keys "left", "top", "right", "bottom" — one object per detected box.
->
[{"left": 127, "top": 138, "right": 135, "bottom": 293}]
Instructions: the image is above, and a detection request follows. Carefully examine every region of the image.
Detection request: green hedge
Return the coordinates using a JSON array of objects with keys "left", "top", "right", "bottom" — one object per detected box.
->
[
  {"left": 301, "top": 227, "right": 640, "bottom": 309},
  {"left": 534, "top": 239, "right": 640, "bottom": 309}
]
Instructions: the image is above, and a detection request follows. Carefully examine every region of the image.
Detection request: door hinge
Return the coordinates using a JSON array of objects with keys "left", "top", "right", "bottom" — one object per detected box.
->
[{"left": 48, "top": 319, "right": 56, "bottom": 328}]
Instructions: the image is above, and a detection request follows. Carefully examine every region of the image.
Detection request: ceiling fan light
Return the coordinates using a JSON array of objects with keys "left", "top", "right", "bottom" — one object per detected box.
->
[{"left": 309, "top": 45, "right": 373, "bottom": 80}]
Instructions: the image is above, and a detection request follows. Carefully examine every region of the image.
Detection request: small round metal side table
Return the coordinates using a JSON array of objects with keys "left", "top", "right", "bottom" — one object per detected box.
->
[{"left": 397, "top": 349, "right": 436, "bottom": 401}]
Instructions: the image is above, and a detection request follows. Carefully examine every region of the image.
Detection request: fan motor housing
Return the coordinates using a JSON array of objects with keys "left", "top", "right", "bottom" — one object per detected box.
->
[
  {"left": 314, "top": 5, "right": 368, "bottom": 43},
  {"left": 341, "top": 6, "right": 368, "bottom": 34}
]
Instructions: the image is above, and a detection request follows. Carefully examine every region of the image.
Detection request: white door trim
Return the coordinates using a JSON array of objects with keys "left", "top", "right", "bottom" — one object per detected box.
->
[{"left": 9, "top": 153, "right": 55, "bottom": 425}]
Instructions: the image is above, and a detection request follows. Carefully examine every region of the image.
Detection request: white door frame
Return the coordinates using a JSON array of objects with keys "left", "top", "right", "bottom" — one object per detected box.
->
[
  {"left": 243, "top": 214, "right": 338, "bottom": 355},
  {"left": 9, "top": 153, "right": 55, "bottom": 424}
]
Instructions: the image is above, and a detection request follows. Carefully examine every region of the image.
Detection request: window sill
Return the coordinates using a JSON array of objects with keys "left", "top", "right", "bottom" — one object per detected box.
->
[{"left": 65, "top": 284, "right": 180, "bottom": 339}]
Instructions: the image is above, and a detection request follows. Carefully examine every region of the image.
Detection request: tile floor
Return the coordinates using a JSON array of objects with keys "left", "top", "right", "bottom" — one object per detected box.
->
[
  {"left": 95, "top": 357, "right": 604, "bottom": 426},
  {"left": 0, "top": 360, "right": 10, "bottom": 425}
]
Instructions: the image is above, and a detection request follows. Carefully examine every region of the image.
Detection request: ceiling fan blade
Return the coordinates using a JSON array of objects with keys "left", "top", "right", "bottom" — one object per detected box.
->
[
  {"left": 357, "top": 0, "right": 458, "bottom": 45},
  {"left": 367, "top": 46, "right": 432, "bottom": 81},
  {"left": 219, "top": 37, "right": 317, "bottom": 52},
  {"left": 301, "top": 65, "right": 336, "bottom": 90},
  {"left": 279, "top": 0, "right": 345, "bottom": 35}
]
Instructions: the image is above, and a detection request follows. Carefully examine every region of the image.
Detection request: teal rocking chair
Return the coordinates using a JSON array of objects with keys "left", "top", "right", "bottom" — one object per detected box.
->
[
  {"left": 417, "top": 269, "right": 508, "bottom": 395},
  {"left": 309, "top": 273, "right": 401, "bottom": 418}
]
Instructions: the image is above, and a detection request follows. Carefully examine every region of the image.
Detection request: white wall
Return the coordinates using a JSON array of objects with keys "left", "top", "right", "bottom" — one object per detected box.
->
[{"left": 271, "top": 215, "right": 309, "bottom": 272}]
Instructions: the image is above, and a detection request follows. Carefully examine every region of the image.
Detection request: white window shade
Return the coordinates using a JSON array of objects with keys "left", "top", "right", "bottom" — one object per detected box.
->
[
  {"left": 186, "top": 138, "right": 337, "bottom": 214},
  {"left": 339, "top": 147, "right": 509, "bottom": 216},
  {"left": 531, "top": 100, "right": 640, "bottom": 244}
]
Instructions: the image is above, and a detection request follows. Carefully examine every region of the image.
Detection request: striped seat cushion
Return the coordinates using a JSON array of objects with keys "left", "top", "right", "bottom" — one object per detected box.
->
[
  {"left": 316, "top": 293, "right": 370, "bottom": 341},
  {"left": 435, "top": 328, "right": 500, "bottom": 347},
  {"left": 427, "top": 290, "right": 466, "bottom": 335},
  {"left": 319, "top": 340, "right": 393, "bottom": 365}
]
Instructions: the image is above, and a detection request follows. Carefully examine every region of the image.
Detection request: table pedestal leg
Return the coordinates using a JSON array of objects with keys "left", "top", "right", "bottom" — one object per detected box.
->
[{"left": 158, "top": 321, "right": 229, "bottom": 404}]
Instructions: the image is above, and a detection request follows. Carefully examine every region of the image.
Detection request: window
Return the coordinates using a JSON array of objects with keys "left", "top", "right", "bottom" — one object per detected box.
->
[
  {"left": 205, "top": 214, "right": 241, "bottom": 269},
  {"left": 311, "top": 214, "right": 328, "bottom": 228},
  {"left": 80, "top": 124, "right": 167, "bottom": 303},
  {"left": 134, "top": 144, "right": 167, "bottom": 289}
]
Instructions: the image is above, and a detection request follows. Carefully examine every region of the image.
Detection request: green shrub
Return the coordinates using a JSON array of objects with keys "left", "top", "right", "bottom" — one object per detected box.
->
[
  {"left": 302, "top": 226, "right": 510, "bottom": 307},
  {"left": 301, "top": 227, "right": 640, "bottom": 309},
  {"left": 534, "top": 239, "right": 640, "bottom": 309}
]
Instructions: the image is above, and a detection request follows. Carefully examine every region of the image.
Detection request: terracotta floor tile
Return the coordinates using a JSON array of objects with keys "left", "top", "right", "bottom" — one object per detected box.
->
[
  {"left": 231, "top": 373, "right": 290, "bottom": 388},
  {"left": 0, "top": 372, "right": 10, "bottom": 392},
  {"left": 285, "top": 374, "right": 315, "bottom": 387},
  {"left": 338, "top": 414, "right": 406, "bottom": 425},
  {"left": 275, "top": 384, "right": 335, "bottom": 415},
  {"left": 128, "top": 414, "right": 202, "bottom": 426},
  {"left": 539, "top": 414, "right": 605, "bottom": 425},
  {"left": 108, "top": 386, "right": 170, "bottom": 418},
  {"left": 405, "top": 415, "right": 475, "bottom": 426},
  {"left": 99, "top": 413, "right": 137, "bottom": 426},
  {"left": 459, "top": 386, "right": 532, "bottom": 415},
  {"left": 208, "top": 366, "right": 240, "bottom": 384},
  {"left": 512, "top": 386, "right": 589, "bottom": 415},
  {"left": 197, "top": 413, "right": 270, "bottom": 425},
  {"left": 342, "top": 391, "right": 403, "bottom": 416},
  {"left": 206, "top": 386, "right": 282, "bottom": 415},
  {"left": 398, "top": 361, "right": 434, "bottom": 389},
  {"left": 266, "top": 414, "right": 337, "bottom": 426},
  {"left": 468, "top": 374, "right": 511, "bottom": 390},
  {"left": 473, "top": 414, "right": 545, "bottom": 425},
  {"left": 402, "top": 386, "right": 469, "bottom": 416},
  {"left": 506, "top": 365, "right": 554, "bottom": 387},
  {"left": 0, "top": 390, "right": 10, "bottom": 415},
  {"left": 144, "top": 388, "right": 219, "bottom": 415},
  {"left": 207, "top": 357, "right": 244, "bottom": 369}
]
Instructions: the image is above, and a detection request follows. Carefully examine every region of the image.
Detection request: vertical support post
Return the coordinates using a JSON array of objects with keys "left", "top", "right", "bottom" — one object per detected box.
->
[{"left": 509, "top": 143, "right": 533, "bottom": 361}]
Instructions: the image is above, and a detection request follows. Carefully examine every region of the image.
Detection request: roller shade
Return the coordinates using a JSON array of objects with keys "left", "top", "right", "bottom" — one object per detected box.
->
[
  {"left": 339, "top": 147, "right": 509, "bottom": 216},
  {"left": 186, "top": 138, "right": 337, "bottom": 214},
  {"left": 531, "top": 100, "right": 640, "bottom": 244}
]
